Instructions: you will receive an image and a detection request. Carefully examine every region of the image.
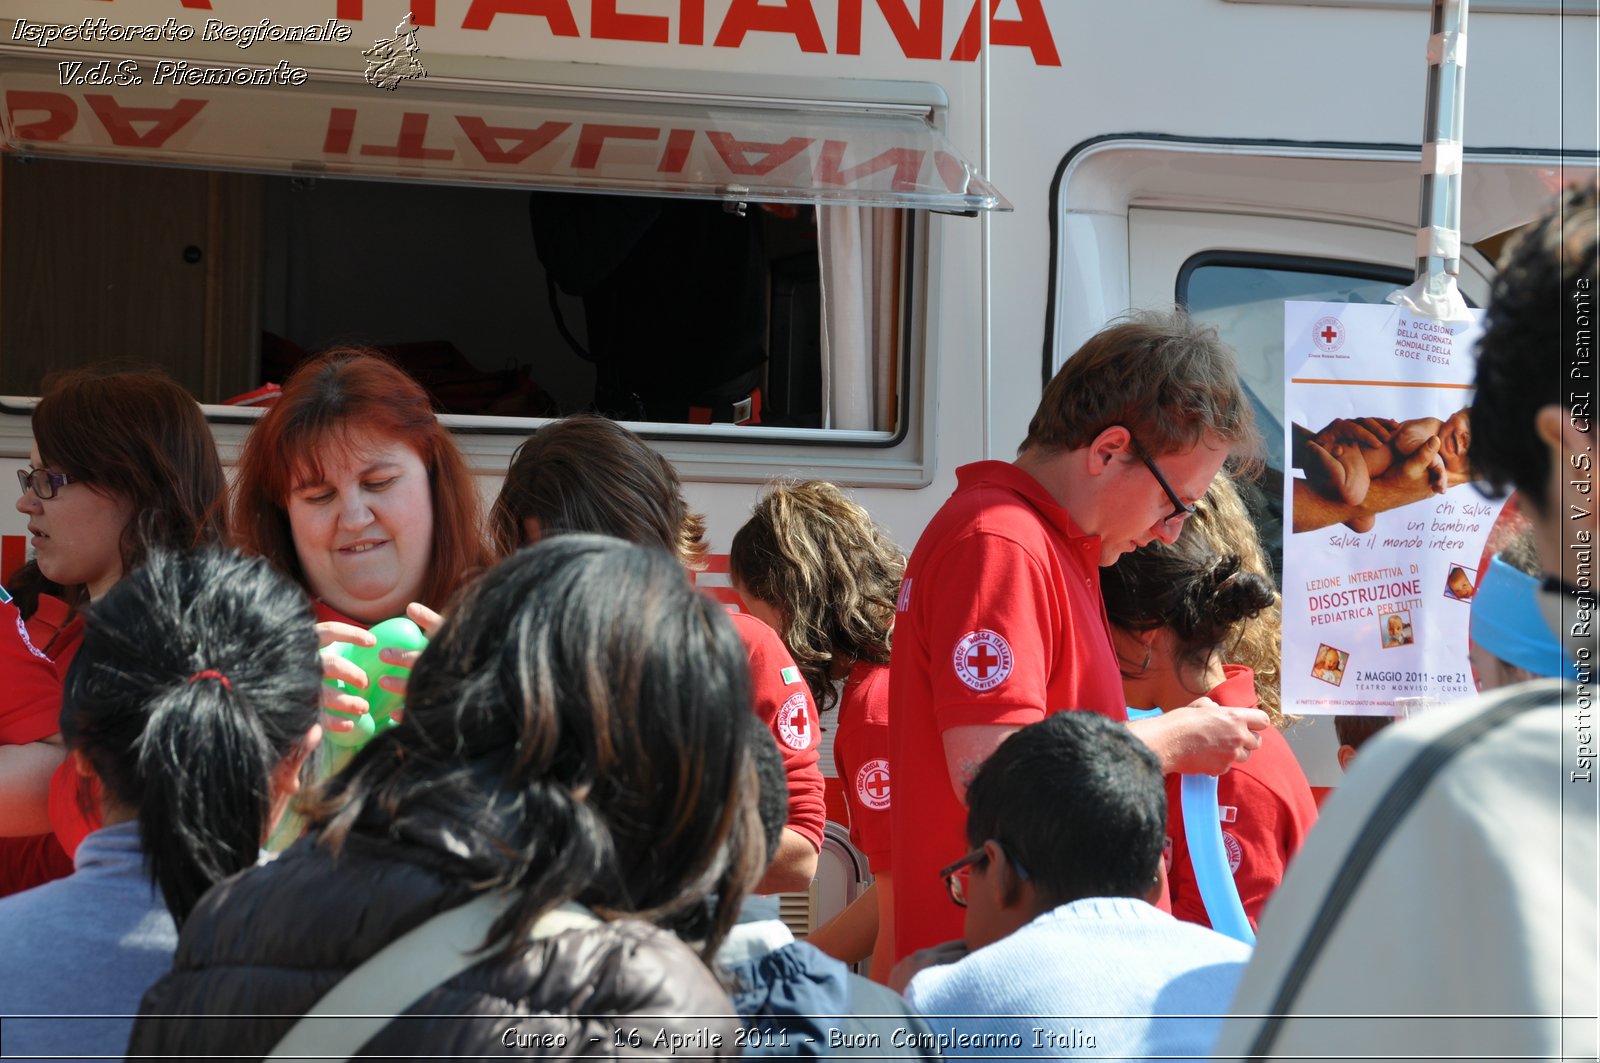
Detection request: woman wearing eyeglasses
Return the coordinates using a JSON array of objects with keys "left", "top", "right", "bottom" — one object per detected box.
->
[
  {"left": 1100, "top": 474, "right": 1318, "bottom": 932},
  {"left": 229, "top": 349, "right": 493, "bottom": 756},
  {"left": 1, "top": 369, "right": 225, "bottom": 894}
]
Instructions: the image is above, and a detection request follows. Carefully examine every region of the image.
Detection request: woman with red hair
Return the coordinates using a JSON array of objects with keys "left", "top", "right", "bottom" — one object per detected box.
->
[{"left": 230, "top": 349, "right": 493, "bottom": 737}]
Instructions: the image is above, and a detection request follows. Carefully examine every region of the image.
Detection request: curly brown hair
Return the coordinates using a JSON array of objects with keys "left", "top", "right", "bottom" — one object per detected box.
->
[
  {"left": 1101, "top": 472, "right": 1287, "bottom": 727},
  {"left": 728, "top": 481, "right": 905, "bottom": 710},
  {"left": 1187, "top": 474, "right": 1286, "bottom": 726}
]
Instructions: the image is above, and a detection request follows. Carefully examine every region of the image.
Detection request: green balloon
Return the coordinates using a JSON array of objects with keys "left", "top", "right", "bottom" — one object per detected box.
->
[{"left": 321, "top": 617, "right": 429, "bottom": 749}]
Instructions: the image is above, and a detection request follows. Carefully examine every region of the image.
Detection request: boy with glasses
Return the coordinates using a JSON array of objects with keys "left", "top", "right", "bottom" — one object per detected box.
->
[
  {"left": 901, "top": 712, "right": 1251, "bottom": 1057},
  {"left": 889, "top": 309, "right": 1270, "bottom": 960}
]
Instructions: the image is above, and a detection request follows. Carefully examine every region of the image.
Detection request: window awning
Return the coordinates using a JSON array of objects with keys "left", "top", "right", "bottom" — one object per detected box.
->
[{"left": 0, "top": 46, "right": 1011, "bottom": 213}]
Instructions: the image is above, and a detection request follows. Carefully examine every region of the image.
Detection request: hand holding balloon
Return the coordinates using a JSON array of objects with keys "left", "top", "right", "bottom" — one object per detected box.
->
[{"left": 319, "top": 615, "right": 429, "bottom": 749}]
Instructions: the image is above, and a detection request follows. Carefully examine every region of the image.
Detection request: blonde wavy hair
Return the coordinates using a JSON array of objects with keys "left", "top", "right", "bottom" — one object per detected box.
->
[
  {"left": 1188, "top": 473, "right": 1286, "bottom": 726},
  {"left": 728, "top": 481, "right": 905, "bottom": 710}
]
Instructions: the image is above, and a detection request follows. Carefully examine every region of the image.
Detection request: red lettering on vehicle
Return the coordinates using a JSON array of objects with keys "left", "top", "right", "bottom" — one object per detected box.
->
[
  {"left": 817, "top": 141, "right": 922, "bottom": 191},
  {"left": 89, "top": 0, "right": 213, "bottom": 8},
  {"left": 572, "top": 123, "right": 660, "bottom": 168},
  {"left": 323, "top": 107, "right": 357, "bottom": 154},
  {"left": 592, "top": 0, "right": 672, "bottom": 42},
  {"left": 85, "top": 94, "right": 205, "bottom": 148},
  {"left": 950, "top": 0, "right": 1058, "bottom": 65},
  {"left": 6, "top": 91, "right": 77, "bottom": 142},
  {"left": 462, "top": 0, "right": 581, "bottom": 35},
  {"left": 358, "top": 113, "right": 454, "bottom": 160},
  {"left": 457, "top": 116, "right": 570, "bottom": 164},
  {"left": 707, "top": 132, "right": 812, "bottom": 175},
  {"left": 713, "top": 0, "right": 828, "bottom": 53},
  {"left": 679, "top": 0, "right": 707, "bottom": 44},
  {"left": 338, "top": 0, "right": 438, "bottom": 24},
  {"left": 837, "top": 0, "right": 942, "bottom": 60},
  {"left": 658, "top": 128, "right": 695, "bottom": 172}
]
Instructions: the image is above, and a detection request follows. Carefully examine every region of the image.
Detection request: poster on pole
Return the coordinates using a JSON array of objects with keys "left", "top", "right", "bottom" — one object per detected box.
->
[{"left": 1282, "top": 300, "right": 1500, "bottom": 716}]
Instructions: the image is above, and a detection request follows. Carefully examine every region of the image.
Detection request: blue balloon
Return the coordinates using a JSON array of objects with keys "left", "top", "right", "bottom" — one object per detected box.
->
[{"left": 1180, "top": 773, "right": 1255, "bottom": 944}]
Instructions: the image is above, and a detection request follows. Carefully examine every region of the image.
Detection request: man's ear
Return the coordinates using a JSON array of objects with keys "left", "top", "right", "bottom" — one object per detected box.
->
[
  {"left": 1086, "top": 425, "right": 1133, "bottom": 476},
  {"left": 986, "top": 838, "right": 1033, "bottom": 910},
  {"left": 1534, "top": 402, "right": 1594, "bottom": 461},
  {"left": 1142, "top": 856, "right": 1168, "bottom": 906}
]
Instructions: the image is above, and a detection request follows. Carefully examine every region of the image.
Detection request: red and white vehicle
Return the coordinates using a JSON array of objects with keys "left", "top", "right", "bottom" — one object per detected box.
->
[{"left": 1, "top": 0, "right": 1594, "bottom": 805}]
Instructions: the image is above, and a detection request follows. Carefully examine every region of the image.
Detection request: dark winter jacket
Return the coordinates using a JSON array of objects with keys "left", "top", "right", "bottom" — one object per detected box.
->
[
  {"left": 128, "top": 822, "right": 741, "bottom": 1060},
  {"left": 724, "top": 941, "right": 939, "bottom": 1058}
]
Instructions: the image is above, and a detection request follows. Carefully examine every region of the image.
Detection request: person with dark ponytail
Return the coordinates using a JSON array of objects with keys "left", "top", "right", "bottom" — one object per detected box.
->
[
  {"left": 0, "top": 547, "right": 323, "bottom": 1060},
  {"left": 1101, "top": 474, "right": 1318, "bottom": 931},
  {"left": 130, "top": 537, "right": 766, "bottom": 1059}
]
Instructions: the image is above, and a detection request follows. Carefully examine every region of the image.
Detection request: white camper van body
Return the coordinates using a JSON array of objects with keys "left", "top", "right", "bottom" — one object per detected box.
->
[{"left": 1, "top": 0, "right": 1595, "bottom": 792}]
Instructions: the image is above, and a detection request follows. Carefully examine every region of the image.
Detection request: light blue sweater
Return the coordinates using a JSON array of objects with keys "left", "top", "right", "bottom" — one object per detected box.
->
[
  {"left": 0, "top": 821, "right": 178, "bottom": 1062},
  {"left": 905, "top": 896, "right": 1251, "bottom": 1061}
]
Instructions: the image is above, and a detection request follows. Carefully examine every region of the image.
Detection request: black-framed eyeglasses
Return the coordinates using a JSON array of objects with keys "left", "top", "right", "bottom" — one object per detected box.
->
[
  {"left": 1129, "top": 436, "right": 1198, "bottom": 525},
  {"left": 938, "top": 842, "right": 1030, "bottom": 908},
  {"left": 17, "top": 466, "right": 75, "bottom": 501}
]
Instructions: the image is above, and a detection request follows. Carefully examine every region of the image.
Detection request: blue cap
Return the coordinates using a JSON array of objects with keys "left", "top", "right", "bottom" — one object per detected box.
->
[{"left": 1469, "top": 556, "right": 1567, "bottom": 679}]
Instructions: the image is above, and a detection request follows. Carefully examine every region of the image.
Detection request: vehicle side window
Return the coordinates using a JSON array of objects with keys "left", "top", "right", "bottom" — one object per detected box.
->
[
  {"left": 0, "top": 159, "right": 907, "bottom": 435},
  {"left": 1178, "top": 256, "right": 1414, "bottom": 584}
]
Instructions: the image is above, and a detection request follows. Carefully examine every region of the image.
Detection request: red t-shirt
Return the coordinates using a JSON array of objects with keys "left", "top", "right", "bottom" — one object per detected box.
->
[
  {"left": 0, "top": 596, "right": 86, "bottom": 893},
  {"left": 1164, "top": 665, "right": 1319, "bottom": 931},
  {"left": 888, "top": 462, "right": 1128, "bottom": 959},
  {"left": 834, "top": 660, "right": 892, "bottom": 873},
  {"left": 728, "top": 612, "right": 826, "bottom": 852},
  {"left": 0, "top": 597, "right": 76, "bottom": 745}
]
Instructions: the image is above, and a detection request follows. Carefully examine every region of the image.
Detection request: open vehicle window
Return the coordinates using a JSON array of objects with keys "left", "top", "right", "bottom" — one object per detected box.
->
[
  {"left": 0, "top": 156, "right": 906, "bottom": 432},
  {"left": 1179, "top": 255, "right": 1420, "bottom": 584},
  {"left": 0, "top": 46, "right": 1003, "bottom": 438}
]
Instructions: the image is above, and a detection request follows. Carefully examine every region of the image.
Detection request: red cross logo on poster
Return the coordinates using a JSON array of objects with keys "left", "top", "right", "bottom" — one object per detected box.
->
[
  {"left": 953, "top": 630, "right": 1014, "bottom": 691},
  {"left": 855, "top": 758, "right": 892, "bottom": 811},
  {"left": 1312, "top": 315, "right": 1346, "bottom": 353},
  {"left": 776, "top": 692, "right": 811, "bottom": 751}
]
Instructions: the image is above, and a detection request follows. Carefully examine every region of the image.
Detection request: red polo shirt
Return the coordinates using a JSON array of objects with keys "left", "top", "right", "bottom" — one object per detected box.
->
[
  {"left": 1164, "top": 665, "right": 1319, "bottom": 931},
  {"left": 834, "top": 660, "right": 892, "bottom": 873},
  {"left": 729, "top": 612, "right": 826, "bottom": 853},
  {"left": 1, "top": 596, "right": 84, "bottom": 894},
  {"left": 888, "top": 461, "right": 1127, "bottom": 958}
]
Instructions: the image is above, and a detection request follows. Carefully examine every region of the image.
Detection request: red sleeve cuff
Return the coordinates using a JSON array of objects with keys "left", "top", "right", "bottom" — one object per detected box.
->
[{"left": 934, "top": 700, "right": 1048, "bottom": 732}]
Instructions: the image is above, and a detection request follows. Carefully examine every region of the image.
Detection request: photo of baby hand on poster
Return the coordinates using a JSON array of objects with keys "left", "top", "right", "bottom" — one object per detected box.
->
[{"left": 1291, "top": 408, "right": 1474, "bottom": 534}]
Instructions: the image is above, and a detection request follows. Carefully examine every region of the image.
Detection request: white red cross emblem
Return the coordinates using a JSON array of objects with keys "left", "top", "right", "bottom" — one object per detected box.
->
[
  {"left": 1222, "top": 830, "right": 1243, "bottom": 873},
  {"left": 952, "top": 629, "right": 1014, "bottom": 692},
  {"left": 776, "top": 692, "right": 811, "bottom": 751},
  {"left": 854, "top": 758, "right": 891, "bottom": 811},
  {"left": 1312, "top": 315, "right": 1345, "bottom": 353}
]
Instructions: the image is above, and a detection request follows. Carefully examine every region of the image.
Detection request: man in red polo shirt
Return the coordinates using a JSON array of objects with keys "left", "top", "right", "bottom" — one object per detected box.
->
[{"left": 888, "top": 311, "right": 1273, "bottom": 960}]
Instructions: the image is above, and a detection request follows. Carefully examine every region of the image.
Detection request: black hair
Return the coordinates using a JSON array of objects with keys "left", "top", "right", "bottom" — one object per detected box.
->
[
  {"left": 1333, "top": 714, "right": 1392, "bottom": 752},
  {"left": 1471, "top": 182, "right": 1599, "bottom": 512},
  {"left": 3, "top": 560, "right": 65, "bottom": 624},
  {"left": 59, "top": 547, "right": 321, "bottom": 924},
  {"left": 308, "top": 535, "right": 765, "bottom": 959},
  {"left": 1100, "top": 521, "right": 1277, "bottom": 682},
  {"left": 965, "top": 712, "right": 1166, "bottom": 903}
]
